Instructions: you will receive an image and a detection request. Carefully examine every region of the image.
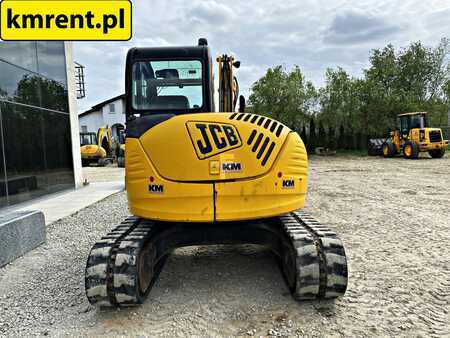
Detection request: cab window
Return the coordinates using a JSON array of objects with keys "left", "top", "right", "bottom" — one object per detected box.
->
[{"left": 132, "top": 60, "right": 203, "bottom": 111}]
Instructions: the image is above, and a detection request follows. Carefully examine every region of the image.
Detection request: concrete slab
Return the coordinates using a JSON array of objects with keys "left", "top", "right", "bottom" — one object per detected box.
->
[
  {"left": 0, "top": 210, "right": 46, "bottom": 267},
  {"left": 4, "top": 181, "right": 124, "bottom": 226},
  {"left": 0, "top": 180, "right": 123, "bottom": 266}
]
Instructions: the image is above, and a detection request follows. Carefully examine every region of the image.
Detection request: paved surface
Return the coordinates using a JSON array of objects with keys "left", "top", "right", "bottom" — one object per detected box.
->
[
  {"left": 0, "top": 156, "right": 449, "bottom": 337},
  {"left": 16, "top": 182, "right": 124, "bottom": 225},
  {"left": 83, "top": 166, "right": 125, "bottom": 183}
]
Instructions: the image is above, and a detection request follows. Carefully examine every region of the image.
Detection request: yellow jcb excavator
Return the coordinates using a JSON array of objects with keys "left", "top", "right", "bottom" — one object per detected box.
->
[
  {"left": 85, "top": 39, "right": 348, "bottom": 307},
  {"left": 116, "top": 129, "right": 126, "bottom": 168},
  {"left": 80, "top": 126, "right": 113, "bottom": 166}
]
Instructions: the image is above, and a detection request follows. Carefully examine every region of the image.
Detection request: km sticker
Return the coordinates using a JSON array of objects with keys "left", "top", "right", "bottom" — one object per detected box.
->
[{"left": 186, "top": 122, "right": 242, "bottom": 159}]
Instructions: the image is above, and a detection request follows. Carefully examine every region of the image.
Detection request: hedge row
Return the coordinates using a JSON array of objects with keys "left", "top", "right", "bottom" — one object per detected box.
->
[{"left": 297, "top": 118, "right": 377, "bottom": 151}]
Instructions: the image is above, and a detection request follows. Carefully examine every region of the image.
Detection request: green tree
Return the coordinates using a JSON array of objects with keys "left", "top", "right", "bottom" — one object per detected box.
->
[
  {"left": 300, "top": 125, "right": 308, "bottom": 148},
  {"left": 308, "top": 117, "right": 316, "bottom": 152},
  {"left": 319, "top": 68, "right": 356, "bottom": 129},
  {"left": 327, "top": 126, "right": 336, "bottom": 149},
  {"left": 362, "top": 39, "right": 450, "bottom": 131},
  {"left": 248, "top": 39, "right": 450, "bottom": 149},
  {"left": 249, "top": 65, "right": 318, "bottom": 131},
  {"left": 318, "top": 120, "right": 327, "bottom": 148}
]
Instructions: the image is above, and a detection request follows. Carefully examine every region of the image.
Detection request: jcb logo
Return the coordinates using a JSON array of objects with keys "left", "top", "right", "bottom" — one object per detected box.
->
[
  {"left": 149, "top": 184, "right": 163, "bottom": 193},
  {"left": 282, "top": 179, "right": 295, "bottom": 189},
  {"left": 186, "top": 122, "right": 242, "bottom": 159}
]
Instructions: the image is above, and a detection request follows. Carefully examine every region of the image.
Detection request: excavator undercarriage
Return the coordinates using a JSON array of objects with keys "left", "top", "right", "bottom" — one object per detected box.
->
[{"left": 86, "top": 211, "right": 347, "bottom": 306}]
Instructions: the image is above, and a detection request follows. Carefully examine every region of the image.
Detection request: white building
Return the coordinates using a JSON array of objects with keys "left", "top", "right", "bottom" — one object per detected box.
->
[{"left": 78, "top": 94, "right": 125, "bottom": 143}]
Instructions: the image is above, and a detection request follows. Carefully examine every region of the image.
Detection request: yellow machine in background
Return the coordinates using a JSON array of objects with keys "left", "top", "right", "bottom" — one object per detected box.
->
[
  {"left": 85, "top": 39, "right": 348, "bottom": 307},
  {"left": 116, "top": 129, "right": 126, "bottom": 168},
  {"left": 382, "top": 112, "right": 448, "bottom": 159},
  {"left": 79, "top": 126, "right": 113, "bottom": 166}
]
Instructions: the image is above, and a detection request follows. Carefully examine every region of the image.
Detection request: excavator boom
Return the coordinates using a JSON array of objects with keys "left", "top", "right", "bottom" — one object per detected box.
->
[{"left": 217, "top": 54, "right": 240, "bottom": 112}]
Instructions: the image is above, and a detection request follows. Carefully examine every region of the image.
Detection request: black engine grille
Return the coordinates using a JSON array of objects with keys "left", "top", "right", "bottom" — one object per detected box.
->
[{"left": 429, "top": 130, "right": 442, "bottom": 143}]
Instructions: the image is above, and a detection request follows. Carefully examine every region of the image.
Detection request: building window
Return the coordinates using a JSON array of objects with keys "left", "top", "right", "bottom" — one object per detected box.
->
[
  {"left": 109, "top": 103, "right": 115, "bottom": 113},
  {"left": 0, "top": 42, "right": 38, "bottom": 72},
  {"left": 0, "top": 41, "right": 74, "bottom": 208},
  {"left": 81, "top": 125, "right": 87, "bottom": 132},
  {"left": 36, "top": 42, "right": 67, "bottom": 85}
]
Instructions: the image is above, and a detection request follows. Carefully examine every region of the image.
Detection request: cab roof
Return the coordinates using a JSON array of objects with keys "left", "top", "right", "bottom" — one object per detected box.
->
[
  {"left": 126, "top": 45, "right": 209, "bottom": 61},
  {"left": 398, "top": 112, "right": 428, "bottom": 117}
]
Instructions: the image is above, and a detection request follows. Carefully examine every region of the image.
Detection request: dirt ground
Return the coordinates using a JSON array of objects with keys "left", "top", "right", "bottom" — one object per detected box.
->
[{"left": 1, "top": 154, "right": 449, "bottom": 337}]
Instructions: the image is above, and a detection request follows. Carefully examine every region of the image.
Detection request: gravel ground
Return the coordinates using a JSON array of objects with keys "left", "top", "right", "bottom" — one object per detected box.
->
[{"left": 0, "top": 155, "right": 449, "bottom": 337}]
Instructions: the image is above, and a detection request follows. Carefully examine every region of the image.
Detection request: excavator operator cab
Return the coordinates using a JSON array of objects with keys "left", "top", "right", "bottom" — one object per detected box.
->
[
  {"left": 397, "top": 112, "right": 428, "bottom": 138},
  {"left": 125, "top": 40, "right": 215, "bottom": 122},
  {"left": 80, "top": 132, "right": 98, "bottom": 146}
]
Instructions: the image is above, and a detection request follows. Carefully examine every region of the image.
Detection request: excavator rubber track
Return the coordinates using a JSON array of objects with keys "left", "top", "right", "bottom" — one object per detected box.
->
[
  {"left": 280, "top": 211, "right": 348, "bottom": 299},
  {"left": 85, "top": 211, "right": 348, "bottom": 307}
]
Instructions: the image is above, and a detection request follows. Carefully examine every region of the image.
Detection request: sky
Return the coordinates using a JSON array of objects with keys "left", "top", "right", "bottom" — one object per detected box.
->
[{"left": 74, "top": 0, "right": 450, "bottom": 113}]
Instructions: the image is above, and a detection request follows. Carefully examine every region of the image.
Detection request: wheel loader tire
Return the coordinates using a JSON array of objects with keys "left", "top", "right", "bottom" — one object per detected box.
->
[
  {"left": 382, "top": 142, "right": 395, "bottom": 158},
  {"left": 403, "top": 141, "right": 419, "bottom": 159},
  {"left": 428, "top": 148, "right": 445, "bottom": 158},
  {"left": 98, "top": 158, "right": 107, "bottom": 167}
]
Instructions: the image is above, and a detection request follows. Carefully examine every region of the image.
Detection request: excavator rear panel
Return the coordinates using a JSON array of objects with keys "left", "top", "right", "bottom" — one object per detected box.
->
[{"left": 126, "top": 112, "right": 307, "bottom": 222}]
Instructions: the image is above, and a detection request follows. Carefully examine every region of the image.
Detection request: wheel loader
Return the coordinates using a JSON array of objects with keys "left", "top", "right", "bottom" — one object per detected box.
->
[
  {"left": 85, "top": 39, "right": 348, "bottom": 307},
  {"left": 369, "top": 112, "right": 448, "bottom": 159},
  {"left": 80, "top": 126, "right": 113, "bottom": 166}
]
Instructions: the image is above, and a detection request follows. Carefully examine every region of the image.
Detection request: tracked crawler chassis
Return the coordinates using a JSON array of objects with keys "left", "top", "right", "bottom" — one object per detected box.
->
[
  {"left": 86, "top": 211, "right": 347, "bottom": 306},
  {"left": 85, "top": 39, "right": 348, "bottom": 306}
]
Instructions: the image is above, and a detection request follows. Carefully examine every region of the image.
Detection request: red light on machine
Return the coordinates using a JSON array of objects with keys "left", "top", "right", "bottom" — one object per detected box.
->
[{"left": 277, "top": 172, "right": 282, "bottom": 178}]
